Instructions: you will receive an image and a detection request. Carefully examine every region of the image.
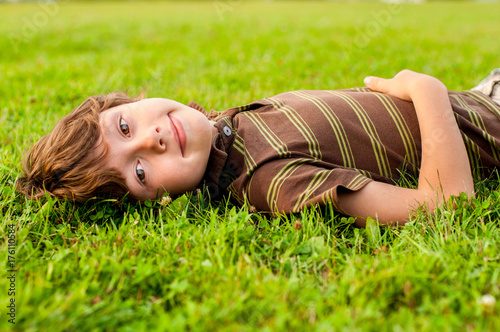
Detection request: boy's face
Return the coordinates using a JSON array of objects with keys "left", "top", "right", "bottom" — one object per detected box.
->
[{"left": 98, "top": 98, "right": 216, "bottom": 200}]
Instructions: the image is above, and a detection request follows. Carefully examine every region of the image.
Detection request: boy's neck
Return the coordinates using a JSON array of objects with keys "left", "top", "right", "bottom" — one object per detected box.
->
[{"left": 210, "top": 120, "right": 218, "bottom": 138}]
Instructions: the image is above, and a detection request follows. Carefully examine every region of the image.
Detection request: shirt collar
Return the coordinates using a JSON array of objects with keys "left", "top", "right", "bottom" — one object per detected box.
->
[{"left": 198, "top": 115, "right": 236, "bottom": 200}]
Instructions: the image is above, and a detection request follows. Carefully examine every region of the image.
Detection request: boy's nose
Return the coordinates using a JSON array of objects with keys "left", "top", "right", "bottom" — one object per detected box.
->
[{"left": 136, "top": 126, "right": 165, "bottom": 153}]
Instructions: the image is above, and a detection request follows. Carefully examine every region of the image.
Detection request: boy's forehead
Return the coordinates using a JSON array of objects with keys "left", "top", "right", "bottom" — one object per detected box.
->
[
  {"left": 106, "top": 98, "right": 174, "bottom": 113},
  {"left": 90, "top": 128, "right": 108, "bottom": 167},
  {"left": 108, "top": 101, "right": 139, "bottom": 112}
]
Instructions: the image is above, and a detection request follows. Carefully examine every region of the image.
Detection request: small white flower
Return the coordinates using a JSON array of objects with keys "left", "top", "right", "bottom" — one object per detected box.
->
[
  {"left": 160, "top": 195, "right": 172, "bottom": 206},
  {"left": 478, "top": 294, "right": 496, "bottom": 311}
]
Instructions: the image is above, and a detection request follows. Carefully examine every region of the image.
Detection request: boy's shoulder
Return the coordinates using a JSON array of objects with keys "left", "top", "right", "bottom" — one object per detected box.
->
[{"left": 208, "top": 88, "right": 368, "bottom": 117}]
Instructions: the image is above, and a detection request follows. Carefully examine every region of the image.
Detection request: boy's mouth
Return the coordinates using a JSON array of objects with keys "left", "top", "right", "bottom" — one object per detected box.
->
[{"left": 169, "top": 115, "right": 186, "bottom": 156}]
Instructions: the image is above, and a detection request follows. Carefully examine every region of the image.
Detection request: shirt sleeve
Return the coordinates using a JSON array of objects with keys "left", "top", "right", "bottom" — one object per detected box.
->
[{"left": 244, "top": 159, "right": 373, "bottom": 215}]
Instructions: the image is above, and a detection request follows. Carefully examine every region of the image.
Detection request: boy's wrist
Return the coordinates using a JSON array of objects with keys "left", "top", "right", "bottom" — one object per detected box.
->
[{"left": 409, "top": 76, "right": 447, "bottom": 101}]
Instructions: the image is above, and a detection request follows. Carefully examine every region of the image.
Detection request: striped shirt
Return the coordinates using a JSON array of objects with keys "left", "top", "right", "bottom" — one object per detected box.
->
[{"left": 189, "top": 88, "right": 500, "bottom": 214}]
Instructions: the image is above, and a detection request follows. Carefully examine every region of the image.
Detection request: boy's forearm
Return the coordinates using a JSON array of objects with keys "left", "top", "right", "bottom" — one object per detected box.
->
[
  {"left": 410, "top": 77, "right": 474, "bottom": 203},
  {"left": 338, "top": 70, "right": 474, "bottom": 225}
]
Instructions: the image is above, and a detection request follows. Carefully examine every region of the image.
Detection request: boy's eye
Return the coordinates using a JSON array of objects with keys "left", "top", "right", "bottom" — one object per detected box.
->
[
  {"left": 120, "top": 118, "right": 130, "bottom": 136},
  {"left": 136, "top": 163, "right": 145, "bottom": 183}
]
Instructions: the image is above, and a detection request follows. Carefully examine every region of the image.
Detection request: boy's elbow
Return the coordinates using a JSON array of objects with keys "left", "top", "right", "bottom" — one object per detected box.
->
[
  {"left": 442, "top": 183, "right": 475, "bottom": 204},
  {"left": 419, "top": 185, "right": 475, "bottom": 215}
]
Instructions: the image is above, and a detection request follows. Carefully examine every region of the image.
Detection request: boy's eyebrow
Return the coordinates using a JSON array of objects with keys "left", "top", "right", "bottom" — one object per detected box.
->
[
  {"left": 100, "top": 110, "right": 113, "bottom": 135},
  {"left": 112, "top": 113, "right": 121, "bottom": 135},
  {"left": 104, "top": 111, "right": 122, "bottom": 139}
]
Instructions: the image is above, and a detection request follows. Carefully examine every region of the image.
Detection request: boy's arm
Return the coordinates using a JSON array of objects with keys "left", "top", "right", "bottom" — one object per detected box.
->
[{"left": 337, "top": 69, "right": 474, "bottom": 226}]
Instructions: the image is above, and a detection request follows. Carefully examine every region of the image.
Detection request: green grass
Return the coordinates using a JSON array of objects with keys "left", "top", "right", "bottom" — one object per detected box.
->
[{"left": 1, "top": 1, "right": 500, "bottom": 330}]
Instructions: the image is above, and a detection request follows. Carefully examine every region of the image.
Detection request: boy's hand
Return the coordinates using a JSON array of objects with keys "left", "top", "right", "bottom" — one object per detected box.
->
[
  {"left": 364, "top": 69, "right": 444, "bottom": 102},
  {"left": 339, "top": 69, "right": 473, "bottom": 226}
]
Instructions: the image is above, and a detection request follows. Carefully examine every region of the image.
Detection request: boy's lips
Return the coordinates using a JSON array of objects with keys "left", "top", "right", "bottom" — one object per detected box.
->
[{"left": 169, "top": 115, "right": 186, "bottom": 156}]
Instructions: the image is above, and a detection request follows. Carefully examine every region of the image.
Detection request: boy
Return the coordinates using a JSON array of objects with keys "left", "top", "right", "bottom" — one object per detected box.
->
[{"left": 17, "top": 70, "right": 500, "bottom": 226}]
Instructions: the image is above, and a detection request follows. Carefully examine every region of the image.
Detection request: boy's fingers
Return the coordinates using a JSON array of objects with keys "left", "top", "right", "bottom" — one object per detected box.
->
[
  {"left": 364, "top": 76, "right": 388, "bottom": 92},
  {"left": 364, "top": 76, "right": 376, "bottom": 86}
]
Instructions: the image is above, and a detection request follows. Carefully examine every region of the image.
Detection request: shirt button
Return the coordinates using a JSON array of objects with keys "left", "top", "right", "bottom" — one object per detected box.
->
[{"left": 223, "top": 126, "right": 232, "bottom": 136}]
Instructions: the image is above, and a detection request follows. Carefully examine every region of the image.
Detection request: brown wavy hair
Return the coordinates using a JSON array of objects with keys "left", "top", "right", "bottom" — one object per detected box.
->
[{"left": 16, "top": 91, "right": 144, "bottom": 202}]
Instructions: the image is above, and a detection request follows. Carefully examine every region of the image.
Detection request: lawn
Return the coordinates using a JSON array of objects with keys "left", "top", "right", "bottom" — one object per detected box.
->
[{"left": 1, "top": 1, "right": 500, "bottom": 330}]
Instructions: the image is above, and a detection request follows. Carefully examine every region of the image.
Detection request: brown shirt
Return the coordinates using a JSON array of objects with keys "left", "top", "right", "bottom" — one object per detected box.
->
[{"left": 190, "top": 88, "right": 500, "bottom": 214}]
